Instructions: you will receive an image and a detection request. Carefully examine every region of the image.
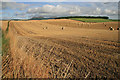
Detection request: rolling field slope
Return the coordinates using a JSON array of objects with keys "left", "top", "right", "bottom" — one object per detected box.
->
[{"left": 2, "top": 19, "right": 120, "bottom": 78}]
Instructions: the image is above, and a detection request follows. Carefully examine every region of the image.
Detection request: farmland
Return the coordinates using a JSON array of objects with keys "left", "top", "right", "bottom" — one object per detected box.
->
[
  {"left": 1, "top": 19, "right": 120, "bottom": 79},
  {"left": 69, "top": 18, "right": 119, "bottom": 22}
]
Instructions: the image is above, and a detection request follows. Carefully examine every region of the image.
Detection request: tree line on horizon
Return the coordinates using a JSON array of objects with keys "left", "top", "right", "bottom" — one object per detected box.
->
[{"left": 55, "top": 16, "right": 109, "bottom": 19}]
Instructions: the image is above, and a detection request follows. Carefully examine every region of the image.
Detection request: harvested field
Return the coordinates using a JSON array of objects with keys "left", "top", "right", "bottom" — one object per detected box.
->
[{"left": 2, "top": 19, "right": 120, "bottom": 79}]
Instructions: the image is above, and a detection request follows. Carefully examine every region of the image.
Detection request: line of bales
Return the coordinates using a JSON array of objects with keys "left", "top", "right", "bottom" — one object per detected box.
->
[
  {"left": 10, "top": 16, "right": 120, "bottom": 31},
  {"left": 43, "top": 27, "right": 64, "bottom": 30},
  {"left": 56, "top": 16, "right": 119, "bottom": 31},
  {"left": 30, "top": 16, "right": 119, "bottom": 31},
  {"left": 109, "top": 27, "right": 119, "bottom": 30},
  {"left": 43, "top": 26, "right": 119, "bottom": 31}
]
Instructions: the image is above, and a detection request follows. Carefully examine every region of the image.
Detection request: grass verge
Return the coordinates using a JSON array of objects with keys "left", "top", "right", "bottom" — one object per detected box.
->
[
  {"left": 6, "top": 21, "right": 10, "bottom": 33},
  {"left": 2, "top": 31, "right": 10, "bottom": 56},
  {"left": 2, "top": 20, "right": 11, "bottom": 56},
  {"left": 0, "top": 28, "right": 1, "bottom": 55}
]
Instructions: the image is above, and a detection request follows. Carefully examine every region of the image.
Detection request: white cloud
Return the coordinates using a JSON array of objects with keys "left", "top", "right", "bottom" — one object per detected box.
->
[
  {"left": 27, "top": 5, "right": 79, "bottom": 18},
  {"left": 93, "top": 8, "right": 101, "bottom": 15},
  {"left": 27, "top": 4, "right": 71, "bottom": 16},
  {"left": 105, "top": 9, "right": 112, "bottom": 14},
  {"left": 105, "top": 9, "right": 117, "bottom": 15},
  {"left": 26, "top": 3, "right": 118, "bottom": 18},
  {"left": 96, "top": 8, "right": 101, "bottom": 12},
  {"left": 1, "top": 2, "right": 118, "bottom": 19}
]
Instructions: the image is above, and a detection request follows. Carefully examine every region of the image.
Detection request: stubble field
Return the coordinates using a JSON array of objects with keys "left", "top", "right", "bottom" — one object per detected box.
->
[{"left": 1, "top": 19, "right": 120, "bottom": 79}]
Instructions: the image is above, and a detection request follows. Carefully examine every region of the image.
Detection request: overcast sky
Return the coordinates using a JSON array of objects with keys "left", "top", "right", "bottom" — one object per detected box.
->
[
  {"left": 0, "top": 0, "right": 119, "bottom": 19},
  {"left": 1, "top": 0, "right": 119, "bottom": 2}
]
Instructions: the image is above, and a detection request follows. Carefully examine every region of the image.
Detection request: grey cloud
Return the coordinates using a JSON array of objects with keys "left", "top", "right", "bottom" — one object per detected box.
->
[
  {"left": 1, "top": 0, "right": 119, "bottom": 2},
  {"left": 14, "top": 12, "right": 28, "bottom": 19},
  {"left": 2, "top": 2, "right": 30, "bottom": 10},
  {"left": 15, "top": 12, "right": 26, "bottom": 16}
]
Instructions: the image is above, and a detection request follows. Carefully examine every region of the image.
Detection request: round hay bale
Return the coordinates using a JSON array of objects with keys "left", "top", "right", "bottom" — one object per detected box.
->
[
  {"left": 117, "top": 28, "right": 120, "bottom": 30},
  {"left": 61, "top": 27, "right": 64, "bottom": 30},
  {"left": 109, "top": 27, "right": 114, "bottom": 30}
]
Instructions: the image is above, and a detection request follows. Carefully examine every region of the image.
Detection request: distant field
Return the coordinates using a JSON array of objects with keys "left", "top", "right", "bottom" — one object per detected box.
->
[{"left": 69, "top": 18, "right": 119, "bottom": 22}]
